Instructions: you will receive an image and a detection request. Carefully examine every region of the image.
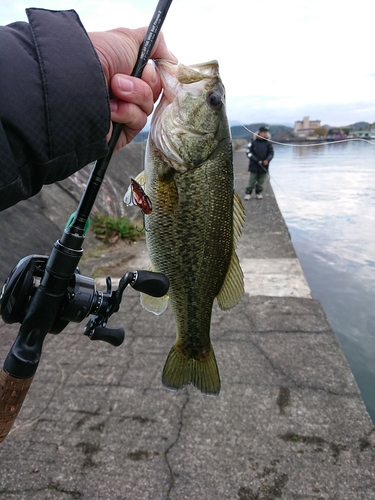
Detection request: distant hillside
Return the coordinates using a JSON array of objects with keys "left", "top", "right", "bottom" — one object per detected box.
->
[
  {"left": 323, "top": 121, "right": 373, "bottom": 130},
  {"left": 345, "top": 121, "right": 373, "bottom": 130}
]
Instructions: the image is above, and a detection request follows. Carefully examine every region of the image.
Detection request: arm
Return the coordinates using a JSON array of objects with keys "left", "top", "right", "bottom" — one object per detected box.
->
[
  {"left": 0, "top": 9, "right": 110, "bottom": 212},
  {"left": 265, "top": 142, "right": 274, "bottom": 163},
  {"left": 0, "top": 9, "right": 176, "bottom": 212},
  {"left": 249, "top": 141, "right": 260, "bottom": 163}
]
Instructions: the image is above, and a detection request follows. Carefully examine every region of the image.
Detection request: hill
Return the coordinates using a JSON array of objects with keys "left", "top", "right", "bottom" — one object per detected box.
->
[{"left": 345, "top": 121, "right": 373, "bottom": 130}]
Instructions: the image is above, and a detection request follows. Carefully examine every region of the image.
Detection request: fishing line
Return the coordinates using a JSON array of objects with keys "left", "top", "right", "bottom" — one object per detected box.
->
[
  {"left": 231, "top": 116, "right": 375, "bottom": 206},
  {"left": 231, "top": 119, "right": 297, "bottom": 205},
  {"left": 232, "top": 119, "right": 375, "bottom": 148},
  {"left": 259, "top": 163, "right": 300, "bottom": 209}
]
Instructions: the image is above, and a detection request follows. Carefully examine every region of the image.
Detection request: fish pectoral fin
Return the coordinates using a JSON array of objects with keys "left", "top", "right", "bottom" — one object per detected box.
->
[
  {"left": 162, "top": 344, "right": 220, "bottom": 396},
  {"left": 216, "top": 250, "right": 244, "bottom": 311},
  {"left": 134, "top": 170, "right": 146, "bottom": 186},
  {"left": 140, "top": 292, "right": 169, "bottom": 315}
]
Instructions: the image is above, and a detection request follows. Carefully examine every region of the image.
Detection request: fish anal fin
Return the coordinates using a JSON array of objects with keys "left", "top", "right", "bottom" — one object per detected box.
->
[
  {"left": 162, "top": 343, "right": 220, "bottom": 396},
  {"left": 140, "top": 292, "right": 169, "bottom": 315},
  {"left": 216, "top": 251, "right": 244, "bottom": 311}
]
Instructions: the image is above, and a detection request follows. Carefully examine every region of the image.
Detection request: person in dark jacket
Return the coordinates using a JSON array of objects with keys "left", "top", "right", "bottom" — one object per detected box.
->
[
  {"left": 0, "top": 8, "right": 176, "bottom": 212},
  {"left": 244, "top": 125, "right": 274, "bottom": 200}
]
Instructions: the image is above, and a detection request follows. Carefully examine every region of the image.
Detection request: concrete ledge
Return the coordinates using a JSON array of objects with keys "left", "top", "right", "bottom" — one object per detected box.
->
[
  {"left": 242, "top": 258, "right": 312, "bottom": 298},
  {"left": 0, "top": 146, "right": 374, "bottom": 499}
]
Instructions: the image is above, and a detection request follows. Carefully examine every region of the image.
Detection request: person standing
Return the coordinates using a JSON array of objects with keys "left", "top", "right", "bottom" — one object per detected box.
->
[{"left": 244, "top": 125, "right": 274, "bottom": 200}]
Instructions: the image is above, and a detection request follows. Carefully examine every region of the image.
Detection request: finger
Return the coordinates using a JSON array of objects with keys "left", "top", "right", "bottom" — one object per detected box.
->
[
  {"left": 106, "top": 120, "right": 143, "bottom": 151},
  {"left": 109, "top": 100, "right": 148, "bottom": 149},
  {"left": 110, "top": 74, "right": 154, "bottom": 115},
  {"left": 141, "top": 62, "right": 163, "bottom": 102},
  {"left": 109, "top": 100, "right": 148, "bottom": 129},
  {"left": 115, "top": 125, "right": 144, "bottom": 152}
]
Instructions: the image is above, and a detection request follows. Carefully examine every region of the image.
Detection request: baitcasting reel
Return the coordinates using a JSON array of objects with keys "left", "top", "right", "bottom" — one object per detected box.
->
[{"left": 0, "top": 254, "right": 169, "bottom": 347}]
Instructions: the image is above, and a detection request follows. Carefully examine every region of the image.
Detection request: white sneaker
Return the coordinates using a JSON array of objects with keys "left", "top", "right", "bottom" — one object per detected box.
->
[
  {"left": 256, "top": 193, "right": 263, "bottom": 200},
  {"left": 244, "top": 194, "right": 251, "bottom": 201}
]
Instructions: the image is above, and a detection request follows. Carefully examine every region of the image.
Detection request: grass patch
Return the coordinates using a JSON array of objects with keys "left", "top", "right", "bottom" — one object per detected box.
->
[{"left": 91, "top": 213, "right": 142, "bottom": 244}]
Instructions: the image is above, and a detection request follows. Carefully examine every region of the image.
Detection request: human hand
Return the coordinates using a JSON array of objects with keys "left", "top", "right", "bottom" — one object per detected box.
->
[
  {"left": 263, "top": 160, "right": 269, "bottom": 166},
  {"left": 89, "top": 27, "right": 177, "bottom": 150}
]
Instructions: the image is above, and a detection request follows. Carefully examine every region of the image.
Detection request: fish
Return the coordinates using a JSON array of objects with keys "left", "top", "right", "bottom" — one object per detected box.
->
[{"left": 133, "top": 60, "right": 245, "bottom": 395}]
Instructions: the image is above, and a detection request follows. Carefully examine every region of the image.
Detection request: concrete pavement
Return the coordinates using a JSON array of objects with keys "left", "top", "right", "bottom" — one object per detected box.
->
[{"left": 0, "top": 147, "right": 374, "bottom": 499}]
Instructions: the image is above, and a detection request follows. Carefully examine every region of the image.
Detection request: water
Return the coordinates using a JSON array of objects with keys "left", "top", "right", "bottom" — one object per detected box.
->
[{"left": 270, "top": 140, "right": 375, "bottom": 422}]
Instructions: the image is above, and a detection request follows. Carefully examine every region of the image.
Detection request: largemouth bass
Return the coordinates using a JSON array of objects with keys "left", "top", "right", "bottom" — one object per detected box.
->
[{"left": 131, "top": 60, "right": 245, "bottom": 395}]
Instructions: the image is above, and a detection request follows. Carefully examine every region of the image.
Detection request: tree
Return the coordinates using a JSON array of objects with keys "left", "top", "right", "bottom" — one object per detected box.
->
[{"left": 314, "top": 126, "right": 328, "bottom": 137}]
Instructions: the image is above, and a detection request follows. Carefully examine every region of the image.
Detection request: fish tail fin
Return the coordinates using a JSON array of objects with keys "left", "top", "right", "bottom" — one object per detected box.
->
[{"left": 162, "top": 344, "right": 221, "bottom": 396}]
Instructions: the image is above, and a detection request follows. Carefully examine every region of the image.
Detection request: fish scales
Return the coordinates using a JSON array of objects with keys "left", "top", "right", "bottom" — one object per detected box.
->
[{"left": 140, "top": 60, "right": 245, "bottom": 395}]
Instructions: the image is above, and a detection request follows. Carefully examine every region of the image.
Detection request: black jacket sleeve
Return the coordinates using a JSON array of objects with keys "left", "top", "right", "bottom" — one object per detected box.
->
[
  {"left": 265, "top": 143, "right": 274, "bottom": 163},
  {"left": 0, "top": 8, "right": 110, "bottom": 211},
  {"left": 249, "top": 141, "right": 259, "bottom": 163}
]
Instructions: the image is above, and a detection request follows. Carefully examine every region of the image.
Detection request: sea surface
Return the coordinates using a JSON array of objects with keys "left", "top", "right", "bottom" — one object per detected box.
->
[{"left": 270, "top": 139, "right": 375, "bottom": 422}]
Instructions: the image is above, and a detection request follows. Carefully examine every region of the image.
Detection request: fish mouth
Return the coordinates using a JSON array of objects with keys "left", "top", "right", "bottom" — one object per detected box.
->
[{"left": 154, "top": 59, "right": 221, "bottom": 104}]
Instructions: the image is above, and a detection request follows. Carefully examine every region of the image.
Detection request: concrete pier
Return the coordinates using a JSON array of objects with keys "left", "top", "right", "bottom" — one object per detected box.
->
[{"left": 0, "top": 147, "right": 374, "bottom": 499}]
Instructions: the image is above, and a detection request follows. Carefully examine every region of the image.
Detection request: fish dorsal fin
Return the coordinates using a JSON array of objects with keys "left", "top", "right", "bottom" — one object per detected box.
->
[{"left": 216, "top": 191, "right": 245, "bottom": 310}]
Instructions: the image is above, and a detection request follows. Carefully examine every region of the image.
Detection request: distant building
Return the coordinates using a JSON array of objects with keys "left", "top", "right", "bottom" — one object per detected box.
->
[
  {"left": 327, "top": 129, "right": 347, "bottom": 141},
  {"left": 294, "top": 116, "right": 321, "bottom": 137}
]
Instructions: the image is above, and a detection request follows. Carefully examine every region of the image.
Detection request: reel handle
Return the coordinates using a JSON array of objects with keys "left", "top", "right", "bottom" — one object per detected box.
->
[{"left": 84, "top": 325, "right": 125, "bottom": 346}]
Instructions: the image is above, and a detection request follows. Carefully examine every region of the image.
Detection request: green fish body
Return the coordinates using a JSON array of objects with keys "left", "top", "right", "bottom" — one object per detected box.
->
[{"left": 140, "top": 61, "right": 245, "bottom": 395}]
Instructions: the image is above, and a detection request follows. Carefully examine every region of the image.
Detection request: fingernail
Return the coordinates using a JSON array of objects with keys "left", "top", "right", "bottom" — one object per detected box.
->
[
  {"left": 118, "top": 75, "right": 134, "bottom": 92},
  {"left": 110, "top": 100, "right": 118, "bottom": 112}
]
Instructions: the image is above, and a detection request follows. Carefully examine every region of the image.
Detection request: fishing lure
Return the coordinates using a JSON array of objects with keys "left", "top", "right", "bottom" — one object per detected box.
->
[{"left": 124, "top": 178, "right": 152, "bottom": 215}]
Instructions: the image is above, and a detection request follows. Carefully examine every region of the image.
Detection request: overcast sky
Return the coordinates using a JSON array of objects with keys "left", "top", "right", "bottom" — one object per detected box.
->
[{"left": 2, "top": 0, "right": 374, "bottom": 127}]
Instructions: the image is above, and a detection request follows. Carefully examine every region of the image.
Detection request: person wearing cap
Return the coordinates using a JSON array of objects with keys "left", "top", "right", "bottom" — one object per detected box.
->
[{"left": 245, "top": 125, "right": 274, "bottom": 200}]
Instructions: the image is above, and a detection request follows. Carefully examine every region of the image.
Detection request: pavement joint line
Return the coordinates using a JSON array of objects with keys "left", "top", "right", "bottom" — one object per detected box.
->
[
  {"left": 96, "top": 257, "right": 312, "bottom": 299},
  {"left": 164, "top": 391, "right": 189, "bottom": 499}
]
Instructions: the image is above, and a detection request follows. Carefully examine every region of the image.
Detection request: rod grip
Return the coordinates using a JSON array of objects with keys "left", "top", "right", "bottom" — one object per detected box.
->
[{"left": 0, "top": 369, "right": 34, "bottom": 443}]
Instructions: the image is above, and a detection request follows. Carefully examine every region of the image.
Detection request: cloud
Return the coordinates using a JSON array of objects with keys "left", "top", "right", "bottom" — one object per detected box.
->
[
  {"left": 227, "top": 97, "right": 375, "bottom": 127},
  {"left": 1, "top": 0, "right": 374, "bottom": 127}
]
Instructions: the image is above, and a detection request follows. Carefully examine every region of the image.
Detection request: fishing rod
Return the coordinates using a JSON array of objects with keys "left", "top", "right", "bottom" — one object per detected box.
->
[{"left": 0, "top": 0, "right": 173, "bottom": 444}]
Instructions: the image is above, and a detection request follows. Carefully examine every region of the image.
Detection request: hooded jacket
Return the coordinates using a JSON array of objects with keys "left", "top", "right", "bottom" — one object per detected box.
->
[{"left": 0, "top": 9, "right": 110, "bottom": 211}]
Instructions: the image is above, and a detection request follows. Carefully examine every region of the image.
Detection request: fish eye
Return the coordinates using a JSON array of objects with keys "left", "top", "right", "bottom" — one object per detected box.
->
[{"left": 207, "top": 92, "right": 222, "bottom": 109}]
